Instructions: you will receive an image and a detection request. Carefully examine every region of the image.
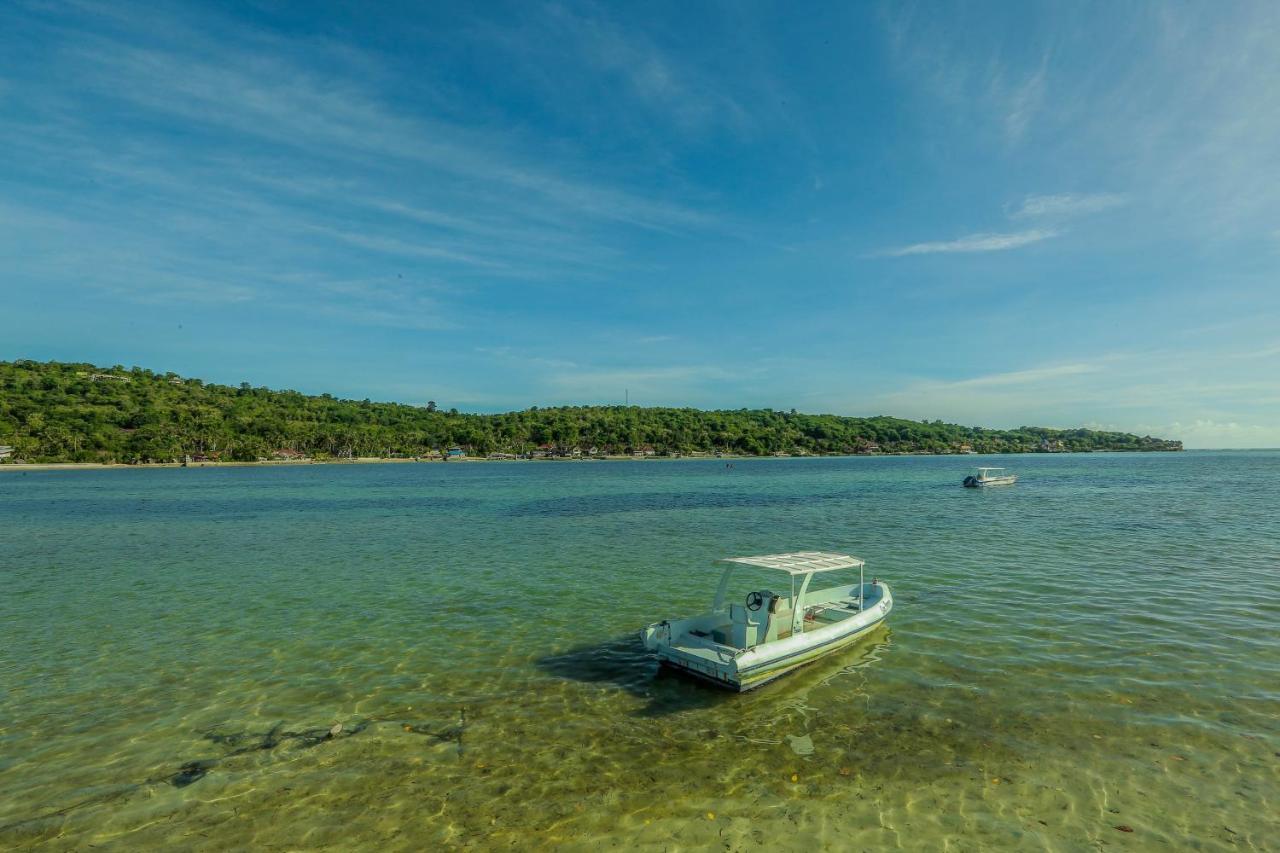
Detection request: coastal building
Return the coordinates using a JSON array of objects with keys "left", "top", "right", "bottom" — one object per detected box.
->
[
  {"left": 272, "top": 448, "right": 306, "bottom": 460},
  {"left": 633, "top": 445, "right": 656, "bottom": 457},
  {"left": 0, "top": 445, "right": 13, "bottom": 460},
  {"left": 446, "top": 446, "right": 466, "bottom": 458}
]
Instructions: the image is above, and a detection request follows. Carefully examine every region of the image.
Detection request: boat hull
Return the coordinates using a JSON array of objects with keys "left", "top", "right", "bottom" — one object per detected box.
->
[
  {"left": 963, "top": 475, "right": 1017, "bottom": 487},
  {"left": 648, "top": 583, "right": 893, "bottom": 692},
  {"left": 732, "top": 615, "right": 886, "bottom": 690}
]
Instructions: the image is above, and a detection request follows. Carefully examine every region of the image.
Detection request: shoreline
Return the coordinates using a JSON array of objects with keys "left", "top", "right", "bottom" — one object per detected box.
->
[{"left": 0, "top": 448, "right": 1191, "bottom": 472}]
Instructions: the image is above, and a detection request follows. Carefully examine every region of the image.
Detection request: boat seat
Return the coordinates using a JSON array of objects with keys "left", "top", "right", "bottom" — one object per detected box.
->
[
  {"left": 769, "top": 608, "right": 793, "bottom": 641},
  {"left": 729, "top": 602, "right": 760, "bottom": 648}
]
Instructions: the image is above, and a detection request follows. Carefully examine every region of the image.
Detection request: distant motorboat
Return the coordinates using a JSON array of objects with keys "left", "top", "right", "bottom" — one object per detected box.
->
[
  {"left": 963, "top": 467, "right": 1017, "bottom": 487},
  {"left": 641, "top": 551, "right": 892, "bottom": 691}
]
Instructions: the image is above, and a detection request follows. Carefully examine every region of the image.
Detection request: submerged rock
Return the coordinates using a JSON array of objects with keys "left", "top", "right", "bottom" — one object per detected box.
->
[{"left": 170, "top": 760, "right": 216, "bottom": 788}]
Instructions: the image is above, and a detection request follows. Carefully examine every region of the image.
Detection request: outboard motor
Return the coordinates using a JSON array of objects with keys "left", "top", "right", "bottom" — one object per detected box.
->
[{"left": 963, "top": 475, "right": 978, "bottom": 488}]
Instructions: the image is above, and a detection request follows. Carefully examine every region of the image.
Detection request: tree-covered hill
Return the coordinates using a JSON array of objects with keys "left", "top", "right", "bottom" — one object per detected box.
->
[{"left": 0, "top": 360, "right": 1182, "bottom": 463}]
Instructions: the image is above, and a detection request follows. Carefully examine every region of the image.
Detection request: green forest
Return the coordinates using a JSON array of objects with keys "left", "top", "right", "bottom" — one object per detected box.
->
[{"left": 0, "top": 360, "right": 1182, "bottom": 463}]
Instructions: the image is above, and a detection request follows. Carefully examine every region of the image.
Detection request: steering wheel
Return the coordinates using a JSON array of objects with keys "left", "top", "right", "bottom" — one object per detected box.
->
[{"left": 746, "top": 591, "right": 764, "bottom": 611}]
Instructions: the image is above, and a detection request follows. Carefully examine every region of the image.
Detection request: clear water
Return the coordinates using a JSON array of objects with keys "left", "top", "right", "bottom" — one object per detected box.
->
[{"left": 1, "top": 453, "right": 1277, "bottom": 850}]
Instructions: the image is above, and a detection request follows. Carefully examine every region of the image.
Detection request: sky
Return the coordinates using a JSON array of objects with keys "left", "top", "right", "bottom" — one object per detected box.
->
[{"left": 2, "top": 1, "right": 1278, "bottom": 447}]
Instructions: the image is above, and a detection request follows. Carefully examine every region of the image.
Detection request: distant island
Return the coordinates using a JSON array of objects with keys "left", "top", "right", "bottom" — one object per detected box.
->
[{"left": 0, "top": 360, "right": 1182, "bottom": 464}]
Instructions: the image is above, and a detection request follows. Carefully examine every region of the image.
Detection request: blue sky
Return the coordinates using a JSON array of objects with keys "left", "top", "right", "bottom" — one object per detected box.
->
[{"left": 2, "top": 1, "right": 1278, "bottom": 447}]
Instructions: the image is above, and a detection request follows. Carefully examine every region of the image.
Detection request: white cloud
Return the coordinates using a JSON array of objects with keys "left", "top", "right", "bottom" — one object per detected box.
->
[
  {"left": 862, "top": 359, "right": 1111, "bottom": 421},
  {"left": 1094, "top": 420, "right": 1280, "bottom": 450},
  {"left": 837, "top": 345, "right": 1280, "bottom": 447},
  {"left": 878, "top": 229, "right": 1056, "bottom": 257},
  {"left": 876, "top": 194, "right": 1121, "bottom": 260},
  {"left": 876, "top": 193, "right": 1122, "bottom": 260},
  {"left": 1010, "top": 193, "right": 1127, "bottom": 219},
  {"left": 934, "top": 362, "right": 1102, "bottom": 389}
]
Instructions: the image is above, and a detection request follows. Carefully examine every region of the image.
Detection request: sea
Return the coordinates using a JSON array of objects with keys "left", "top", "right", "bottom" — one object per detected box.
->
[{"left": 1, "top": 451, "right": 1277, "bottom": 850}]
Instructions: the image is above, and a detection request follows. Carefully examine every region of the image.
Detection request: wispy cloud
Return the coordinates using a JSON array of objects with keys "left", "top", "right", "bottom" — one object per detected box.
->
[
  {"left": 304, "top": 226, "right": 511, "bottom": 271},
  {"left": 474, "top": 346, "right": 577, "bottom": 371},
  {"left": 882, "top": 5, "right": 1052, "bottom": 145},
  {"left": 1237, "top": 342, "right": 1280, "bottom": 360},
  {"left": 544, "top": 364, "right": 734, "bottom": 405},
  {"left": 877, "top": 229, "right": 1056, "bottom": 257},
  {"left": 65, "top": 39, "right": 711, "bottom": 234},
  {"left": 1000, "top": 57, "right": 1048, "bottom": 143},
  {"left": 1010, "top": 193, "right": 1127, "bottom": 219},
  {"left": 1094, "top": 419, "right": 1280, "bottom": 449},
  {"left": 0, "top": 0, "right": 739, "bottom": 333},
  {"left": 859, "top": 360, "right": 1110, "bottom": 417},
  {"left": 843, "top": 342, "right": 1280, "bottom": 447},
  {"left": 300, "top": 277, "right": 456, "bottom": 331},
  {"left": 937, "top": 362, "right": 1101, "bottom": 389},
  {"left": 538, "top": 5, "right": 747, "bottom": 135},
  {"left": 877, "top": 192, "right": 1122, "bottom": 259}
]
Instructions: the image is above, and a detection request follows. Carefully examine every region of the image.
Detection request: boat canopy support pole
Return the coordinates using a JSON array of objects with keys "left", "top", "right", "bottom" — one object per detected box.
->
[
  {"left": 712, "top": 565, "right": 734, "bottom": 610},
  {"left": 792, "top": 572, "right": 814, "bottom": 635},
  {"left": 859, "top": 563, "right": 864, "bottom": 610}
]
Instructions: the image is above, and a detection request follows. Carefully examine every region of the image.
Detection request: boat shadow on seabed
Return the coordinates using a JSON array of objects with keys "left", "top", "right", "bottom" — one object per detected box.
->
[{"left": 535, "top": 627, "right": 892, "bottom": 718}]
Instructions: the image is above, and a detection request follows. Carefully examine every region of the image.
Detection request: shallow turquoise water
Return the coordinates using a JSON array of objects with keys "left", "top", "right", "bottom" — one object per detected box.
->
[{"left": 1, "top": 453, "right": 1277, "bottom": 849}]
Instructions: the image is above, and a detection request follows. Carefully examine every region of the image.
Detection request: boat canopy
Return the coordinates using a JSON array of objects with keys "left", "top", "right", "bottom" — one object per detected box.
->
[{"left": 718, "top": 551, "right": 865, "bottom": 575}]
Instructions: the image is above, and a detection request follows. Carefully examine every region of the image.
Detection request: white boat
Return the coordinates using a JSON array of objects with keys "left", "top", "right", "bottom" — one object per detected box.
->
[
  {"left": 963, "top": 466, "right": 1017, "bottom": 487},
  {"left": 641, "top": 551, "right": 893, "bottom": 691}
]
